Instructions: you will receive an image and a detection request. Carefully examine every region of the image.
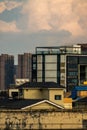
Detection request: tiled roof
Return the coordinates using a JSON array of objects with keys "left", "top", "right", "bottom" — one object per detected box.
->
[
  {"left": 0, "top": 99, "right": 43, "bottom": 109},
  {"left": 0, "top": 98, "right": 64, "bottom": 110},
  {"left": 16, "top": 82, "right": 64, "bottom": 89}
]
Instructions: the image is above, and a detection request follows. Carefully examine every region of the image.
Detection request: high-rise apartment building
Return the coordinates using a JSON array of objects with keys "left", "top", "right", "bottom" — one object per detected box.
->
[
  {"left": 0, "top": 54, "right": 14, "bottom": 90},
  {"left": 32, "top": 44, "right": 87, "bottom": 91},
  {"left": 17, "top": 53, "right": 32, "bottom": 81}
]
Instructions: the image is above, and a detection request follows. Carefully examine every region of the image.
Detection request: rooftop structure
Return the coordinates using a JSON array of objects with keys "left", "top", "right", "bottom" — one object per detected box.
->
[
  {"left": 16, "top": 82, "right": 65, "bottom": 89},
  {"left": 35, "top": 45, "right": 81, "bottom": 55}
]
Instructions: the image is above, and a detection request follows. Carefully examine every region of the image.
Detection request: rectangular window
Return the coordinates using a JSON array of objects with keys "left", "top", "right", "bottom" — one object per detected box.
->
[
  {"left": 55, "top": 95, "right": 61, "bottom": 100},
  {"left": 45, "top": 55, "right": 57, "bottom": 63}
]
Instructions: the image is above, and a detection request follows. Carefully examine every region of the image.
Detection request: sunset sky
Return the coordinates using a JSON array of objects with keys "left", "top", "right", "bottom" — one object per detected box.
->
[{"left": 0, "top": 0, "right": 87, "bottom": 63}]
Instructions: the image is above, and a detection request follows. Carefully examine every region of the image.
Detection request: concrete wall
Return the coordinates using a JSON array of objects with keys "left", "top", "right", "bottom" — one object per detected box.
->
[
  {"left": 23, "top": 89, "right": 49, "bottom": 99},
  {"left": 49, "top": 89, "right": 64, "bottom": 106},
  {"left": 0, "top": 110, "right": 87, "bottom": 129},
  {"left": 9, "top": 89, "right": 19, "bottom": 97}
]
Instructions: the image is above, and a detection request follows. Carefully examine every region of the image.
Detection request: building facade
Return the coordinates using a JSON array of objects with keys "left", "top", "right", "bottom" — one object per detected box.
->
[
  {"left": 32, "top": 44, "right": 87, "bottom": 91},
  {"left": 0, "top": 54, "right": 14, "bottom": 90},
  {"left": 8, "top": 82, "right": 65, "bottom": 109},
  {"left": 17, "top": 53, "right": 32, "bottom": 81}
]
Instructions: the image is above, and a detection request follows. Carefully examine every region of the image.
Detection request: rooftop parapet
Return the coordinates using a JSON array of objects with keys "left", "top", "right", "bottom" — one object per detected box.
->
[{"left": 35, "top": 46, "right": 82, "bottom": 55}]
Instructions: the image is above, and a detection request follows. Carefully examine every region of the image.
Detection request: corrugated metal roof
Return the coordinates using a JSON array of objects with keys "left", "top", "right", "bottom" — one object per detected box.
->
[{"left": 73, "top": 86, "right": 87, "bottom": 91}]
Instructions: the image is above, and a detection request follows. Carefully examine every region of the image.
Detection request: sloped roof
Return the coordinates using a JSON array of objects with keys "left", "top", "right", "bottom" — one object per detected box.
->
[
  {"left": 15, "top": 82, "right": 64, "bottom": 89},
  {"left": 0, "top": 99, "right": 43, "bottom": 109},
  {"left": 0, "top": 99, "right": 64, "bottom": 110},
  {"left": 22, "top": 100, "right": 64, "bottom": 110}
]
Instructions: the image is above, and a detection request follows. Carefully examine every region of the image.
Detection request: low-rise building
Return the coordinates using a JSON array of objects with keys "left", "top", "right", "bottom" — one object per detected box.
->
[
  {"left": 16, "top": 82, "right": 65, "bottom": 107},
  {"left": 2, "top": 82, "right": 73, "bottom": 110},
  {"left": 15, "top": 78, "right": 29, "bottom": 86}
]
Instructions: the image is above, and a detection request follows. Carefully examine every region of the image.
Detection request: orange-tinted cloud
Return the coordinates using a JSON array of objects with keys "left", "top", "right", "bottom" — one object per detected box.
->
[
  {"left": 72, "top": 0, "right": 87, "bottom": 32},
  {"left": 0, "top": 1, "right": 23, "bottom": 13},
  {"left": 0, "top": 20, "right": 20, "bottom": 32},
  {"left": 21, "top": 0, "right": 87, "bottom": 37},
  {"left": 0, "top": 1, "right": 23, "bottom": 32},
  {"left": 0, "top": 0, "right": 87, "bottom": 37}
]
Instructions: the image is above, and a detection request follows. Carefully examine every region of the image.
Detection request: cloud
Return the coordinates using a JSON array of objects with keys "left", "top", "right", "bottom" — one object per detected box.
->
[
  {"left": 0, "top": 0, "right": 23, "bottom": 13},
  {"left": 21, "top": 0, "right": 87, "bottom": 37},
  {"left": 21, "top": 0, "right": 73, "bottom": 33},
  {"left": 72, "top": 0, "right": 87, "bottom": 33},
  {"left": 0, "top": 0, "right": 87, "bottom": 40},
  {"left": 0, "top": 20, "right": 20, "bottom": 32},
  {"left": 0, "top": 0, "right": 23, "bottom": 32}
]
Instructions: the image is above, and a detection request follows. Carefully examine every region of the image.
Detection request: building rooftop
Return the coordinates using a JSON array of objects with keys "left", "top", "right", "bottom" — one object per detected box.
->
[
  {"left": 0, "top": 99, "right": 43, "bottom": 109},
  {"left": 35, "top": 45, "right": 81, "bottom": 55},
  {"left": 73, "top": 86, "right": 87, "bottom": 91},
  {"left": 35, "top": 44, "right": 87, "bottom": 55},
  {"left": 15, "top": 82, "right": 65, "bottom": 89},
  {"left": 0, "top": 98, "right": 64, "bottom": 110}
]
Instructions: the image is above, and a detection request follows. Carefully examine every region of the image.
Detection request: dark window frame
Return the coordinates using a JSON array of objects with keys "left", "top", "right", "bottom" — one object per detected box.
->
[{"left": 55, "top": 95, "right": 61, "bottom": 100}]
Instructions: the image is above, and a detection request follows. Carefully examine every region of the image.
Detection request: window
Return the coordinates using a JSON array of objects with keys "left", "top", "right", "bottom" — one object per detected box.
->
[
  {"left": 33, "top": 56, "right": 36, "bottom": 63},
  {"left": 33, "top": 64, "right": 36, "bottom": 70},
  {"left": 55, "top": 95, "right": 61, "bottom": 100}
]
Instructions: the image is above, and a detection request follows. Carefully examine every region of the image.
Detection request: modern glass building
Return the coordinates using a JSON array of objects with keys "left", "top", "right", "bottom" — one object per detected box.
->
[{"left": 32, "top": 44, "right": 87, "bottom": 91}]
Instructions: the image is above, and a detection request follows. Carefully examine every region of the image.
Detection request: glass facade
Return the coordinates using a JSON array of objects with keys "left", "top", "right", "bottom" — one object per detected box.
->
[
  {"left": 45, "top": 55, "right": 57, "bottom": 82},
  {"left": 66, "top": 56, "right": 78, "bottom": 91},
  {"left": 66, "top": 55, "right": 87, "bottom": 91},
  {"left": 32, "top": 54, "right": 60, "bottom": 84},
  {"left": 32, "top": 46, "right": 87, "bottom": 92},
  {"left": 32, "top": 55, "right": 37, "bottom": 82}
]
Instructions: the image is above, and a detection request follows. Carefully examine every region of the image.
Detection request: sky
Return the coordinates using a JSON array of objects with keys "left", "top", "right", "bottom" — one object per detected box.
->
[{"left": 0, "top": 0, "right": 87, "bottom": 64}]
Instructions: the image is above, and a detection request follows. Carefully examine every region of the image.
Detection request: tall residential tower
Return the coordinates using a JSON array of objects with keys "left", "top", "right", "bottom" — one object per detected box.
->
[
  {"left": 0, "top": 54, "right": 14, "bottom": 90},
  {"left": 17, "top": 53, "right": 32, "bottom": 81}
]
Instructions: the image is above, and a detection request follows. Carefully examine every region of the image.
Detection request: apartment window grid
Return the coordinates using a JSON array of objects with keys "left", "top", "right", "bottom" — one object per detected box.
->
[
  {"left": 66, "top": 56, "right": 78, "bottom": 91},
  {"left": 36, "top": 54, "right": 60, "bottom": 83}
]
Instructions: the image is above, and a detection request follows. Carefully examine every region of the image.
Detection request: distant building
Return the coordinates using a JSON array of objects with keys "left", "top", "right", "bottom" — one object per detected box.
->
[
  {"left": 15, "top": 78, "right": 29, "bottom": 86},
  {"left": 17, "top": 53, "right": 32, "bottom": 81},
  {"left": 32, "top": 44, "right": 87, "bottom": 91},
  {"left": 0, "top": 54, "right": 14, "bottom": 90}
]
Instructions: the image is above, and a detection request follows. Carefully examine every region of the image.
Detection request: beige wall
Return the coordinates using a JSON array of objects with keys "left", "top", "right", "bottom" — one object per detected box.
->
[
  {"left": 64, "top": 103, "right": 72, "bottom": 109},
  {"left": 63, "top": 98, "right": 72, "bottom": 109},
  {"left": 0, "top": 110, "right": 86, "bottom": 129},
  {"left": 23, "top": 88, "right": 64, "bottom": 106},
  {"left": 9, "top": 89, "right": 19, "bottom": 97},
  {"left": 49, "top": 89, "right": 64, "bottom": 106},
  {"left": 25, "top": 102, "right": 58, "bottom": 110},
  {"left": 23, "top": 89, "right": 49, "bottom": 99}
]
